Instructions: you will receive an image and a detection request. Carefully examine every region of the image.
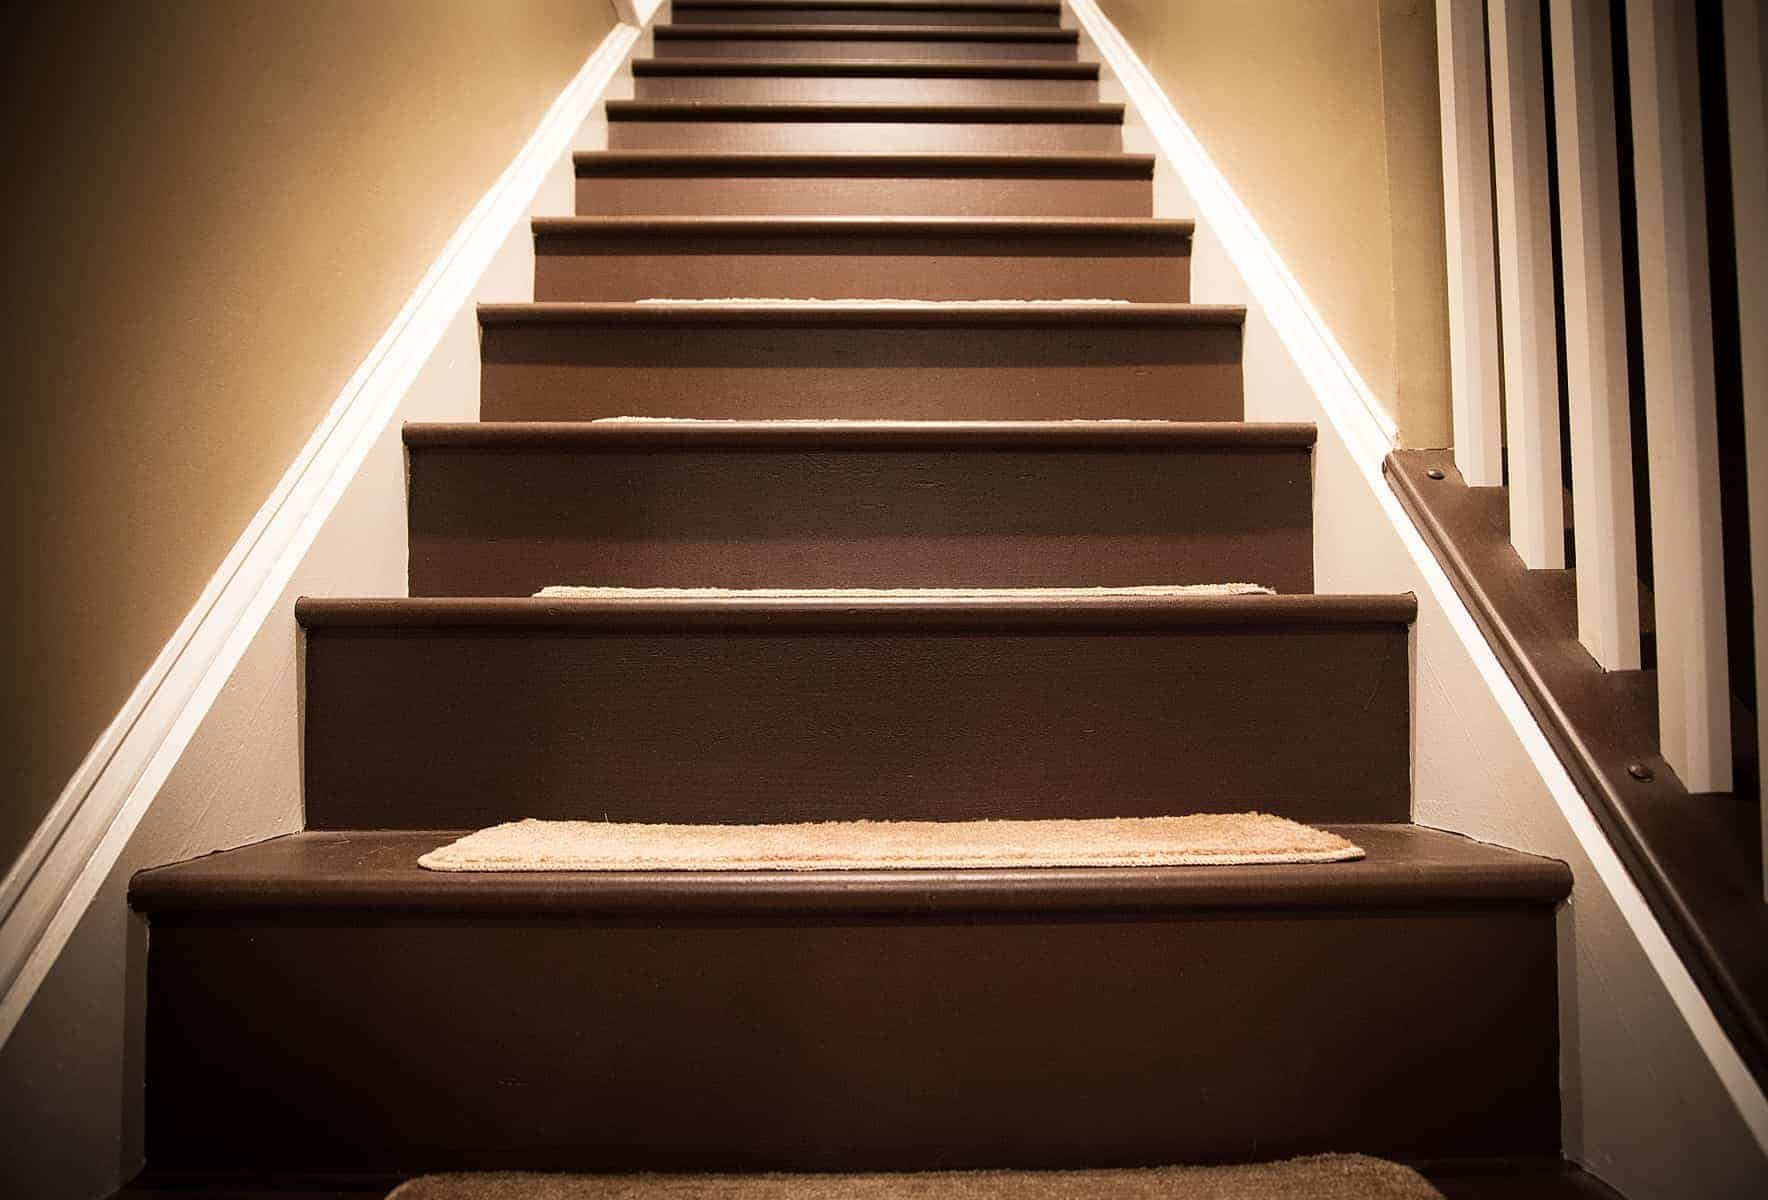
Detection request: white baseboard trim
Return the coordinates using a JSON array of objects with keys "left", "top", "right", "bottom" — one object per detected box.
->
[
  {"left": 1064, "top": 0, "right": 1768, "bottom": 1156},
  {"left": 0, "top": 18, "right": 640, "bottom": 1048}
]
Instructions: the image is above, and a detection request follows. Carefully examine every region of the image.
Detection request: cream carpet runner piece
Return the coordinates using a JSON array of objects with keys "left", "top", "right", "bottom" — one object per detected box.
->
[
  {"left": 418, "top": 813, "right": 1363, "bottom": 873},
  {"left": 588, "top": 417, "right": 1221, "bottom": 424},
  {"left": 534, "top": 584, "right": 1273, "bottom": 600},
  {"left": 388, "top": 1155, "right": 1442, "bottom": 1199},
  {"left": 636, "top": 297, "right": 1134, "bottom": 305}
]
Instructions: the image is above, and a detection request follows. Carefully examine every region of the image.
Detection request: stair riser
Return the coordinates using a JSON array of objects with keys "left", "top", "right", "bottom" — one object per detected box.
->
[
  {"left": 144, "top": 907, "right": 1559, "bottom": 1171},
  {"left": 479, "top": 322, "right": 1244, "bottom": 421},
  {"left": 405, "top": 443, "right": 1312, "bottom": 595},
  {"left": 532, "top": 233, "right": 1189, "bottom": 302},
  {"left": 576, "top": 169, "right": 1151, "bottom": 217},
  {"left": 651, "top": 37, "right": 1078, "bottom": 59},
  {"left": 302, "top": 619, "right": 1408, "bottom": 828},
  {"left": 668, "top": 7, "right": 1065, "bottom": 27},
  {"left": 608, "top": 119, "right": 1117, "bottom": 152},
  {"left": 633, "top": 76, "right": 1095, "bottom": 101}
]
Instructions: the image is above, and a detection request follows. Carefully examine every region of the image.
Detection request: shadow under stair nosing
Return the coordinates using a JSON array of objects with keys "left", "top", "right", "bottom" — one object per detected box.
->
[
  {"left": 402, "top": 419, "right": 1316, "bottom": 595},
  {"left": 529, "top": 215, "right": 1194, "bottom": 303},
  {"left": 475, "top": 301, "right": 1247, "bottom": 422},
  {"left": 294, "top": 592, "right": 1415, "bottom": 830},
  {"left": 571, "top": 151, "right": 1156, "bottom": 217}
]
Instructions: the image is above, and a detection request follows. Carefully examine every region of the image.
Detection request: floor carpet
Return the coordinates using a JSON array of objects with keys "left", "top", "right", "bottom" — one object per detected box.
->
[
  {"left": 388, "top": 1155, "right": 1442, "bottom": 1199},
  {"left": 533, "top": 584, "right": 1270, "bottom": 599},
  {"left": 418, "top": 812, "right": 1364, "bottom": 872}
]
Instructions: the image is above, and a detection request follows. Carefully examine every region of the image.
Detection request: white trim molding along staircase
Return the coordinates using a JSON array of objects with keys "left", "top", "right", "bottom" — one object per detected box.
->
[{"left": 2, "top": 3, "right": 1765, "bottom": 1199}]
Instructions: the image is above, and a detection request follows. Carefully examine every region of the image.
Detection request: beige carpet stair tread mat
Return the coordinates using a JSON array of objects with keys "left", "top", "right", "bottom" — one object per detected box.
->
[
  {"left": 637, "top": 297, "right": 1134, "bottom": 305},
  {"left": 388, "top": 1154, "right": 1441, "bottom": 1199},
  {"left": 535, "top": 584, "right": 1271, "bottom": 599},
  {"left": 419, "top": 813, "right": 1364, "bottom": 873},
  {"left": 590, "top": 416, "right": 1203, "bottom": 423}
]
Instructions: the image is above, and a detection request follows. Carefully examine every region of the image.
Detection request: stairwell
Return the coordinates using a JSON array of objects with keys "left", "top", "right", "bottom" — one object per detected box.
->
[{"left": 122, "top": 2, "right": 1617, "bottom": 1197}]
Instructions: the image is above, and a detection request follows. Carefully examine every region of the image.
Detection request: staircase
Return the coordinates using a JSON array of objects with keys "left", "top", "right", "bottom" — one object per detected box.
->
[{"left": 123, "top": 3, "right": 1618, "bottom": 1197}]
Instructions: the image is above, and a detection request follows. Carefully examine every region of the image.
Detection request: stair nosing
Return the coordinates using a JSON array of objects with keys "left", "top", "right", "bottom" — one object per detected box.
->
[
  {"left": 293, "top": 593, "right": 1416, "bottom": 632},
  {"left": 477, "top": 301, "right": 1245, "bottom": 327},
  {"left": 605, "top": 100, "right": 1123, "bottom": 123},
  {"left": 630, "top": 57, "right": 1098, "bottom": 77},
  {"left": 531, "top": 215, "right": 1192, "bottom": 238},
  {"left": 652, "top": 23, "right": 1081, "bottom": 40},
  {"left": 401, "top": 419, "right": 1313, "bottom": 452},
  {"left": 572, "top": 150, "right": 1155, "bottom": 175},
  {"left": 127, "top": 826, "right": 1575, "bottom": 917}
]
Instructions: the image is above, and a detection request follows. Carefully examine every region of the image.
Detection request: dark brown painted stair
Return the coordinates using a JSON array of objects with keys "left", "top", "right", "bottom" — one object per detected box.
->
[
  {"left": 606, "top": 100, "right": 1122, "bottom": 151},
  {"left": 651, "top": 24, "right": 1081, "bottom": 60},
  {"left": 574, "top": 151, "right": 1155, "bottom": 216},
  {"left": 130, "top": 823, "right": 1567, "bottom": 1174},
  {"left": 478, "top": 302, "right": 1245, "bottom": 421},
  {"left": 531, "top": 217, "right": 1192, "bottom": 302},
  {"left": 632, "top": 58, "right": 1098, "bottom": 101},
  {"left": 669, "top": 0, "right": 1066, "bottom": 28},
  {"left": 121, "top": 2, "right": 1619, "bottom": 1195},
  {"left": 403, "top": 420, "right": 1313, "bottom": 595},
  {"left": 109, "top": 1167, "right": 1625, "bottom": 1200},
  {"left": 297, "top": 593, "right": 1411, "bottom": 830}
]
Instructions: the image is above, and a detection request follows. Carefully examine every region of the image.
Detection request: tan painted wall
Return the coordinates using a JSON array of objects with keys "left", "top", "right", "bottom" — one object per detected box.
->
[
  {"left": 1096, "top": 0, "right": 1453, "bottom": 447},
  {"left": 0, "top": 0, "right": 620, "bottom": 872}
]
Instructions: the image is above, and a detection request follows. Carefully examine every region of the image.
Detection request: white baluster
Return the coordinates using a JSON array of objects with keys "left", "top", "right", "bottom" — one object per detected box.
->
[
  {"left": 1436, "top": 0, "right": 1504, "bottom": 486},
  {"left": 1550, "top": 0, "right": 1640, "bottom": 669},
  {"left": 1489, "top": 0, "right": 1567, "bottom": 568},
  {"left": 1627, "top": 0, "right": 1733, "bottom": 793}
]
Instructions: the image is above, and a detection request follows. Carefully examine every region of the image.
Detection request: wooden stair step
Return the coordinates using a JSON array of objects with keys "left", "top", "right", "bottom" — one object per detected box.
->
[
  {"left": 669, "top": 0, "right": 1065, "bottom": 28},
  {"left": 107, "top": 1161, "right": 1629, "bottom": 1199},
  {"left": 129, "top": 824, "right": 1567, "bottom": 1173},
  {"left": 631, "top": 57, "right": 1098, "bottom": 101},
  {"left": 606, "top": 100, "right": 1122, "bottom": 152},
  {"left": 402, "top": 419, "right": 1314, "bottom": 595},
  {"left": 651, "top": 23, "right": 1081, "bottom": 60},
  {"left": 477, "top": 301, "right": 1245, "bottom": 421},
  {"left": 531, "top": 216, "right": 1193, "bottom": 302},
  {"left": 295, "top": 592, "right": 1412, "bottom": 830},
  {"left": 573, "top": 151, "right": 1154, "bottom": 216}
]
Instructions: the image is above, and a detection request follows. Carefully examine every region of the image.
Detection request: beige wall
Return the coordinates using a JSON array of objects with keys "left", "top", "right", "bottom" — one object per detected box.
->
[
  {"left": 0, "top": 0, "right": 619, "bottom": 872},
  {"left": 1097, "top": 0, "right": 1453, "bottom": 447}
]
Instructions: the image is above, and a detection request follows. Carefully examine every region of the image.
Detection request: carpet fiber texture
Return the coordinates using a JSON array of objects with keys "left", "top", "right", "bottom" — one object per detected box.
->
[
  {"left": 418, "top": 812, "right": 1364, "bottom": 872},
  {"left": 534, "top": 584, "right": 1271, "bottom": 599},
  {"left": 387, "top": 1155, "right": 1442, "bottom": 1198},
  {"left": 636, "top": 297, "right": 1134, "bottom": 305}
]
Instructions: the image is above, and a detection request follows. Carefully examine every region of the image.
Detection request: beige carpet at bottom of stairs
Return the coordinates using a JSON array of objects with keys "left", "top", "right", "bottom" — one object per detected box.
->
[
  {"left": 387, "top": 1155, "right": 1443, "bottom": 1199},
  {"left": 418, "top": 812, "right": 1363, "bottom": 872}
]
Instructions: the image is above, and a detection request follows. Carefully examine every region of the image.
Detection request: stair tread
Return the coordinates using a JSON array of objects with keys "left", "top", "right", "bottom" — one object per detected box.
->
[
  {"left": 479, "top": 300, "right": 1243, "bottom": 325},
  {"left": 130, "top": 824, "right": 1571, "bottom": 916},
  {"left": 402, "top": 418, "right": 1310, "bottom": 449},
  {"left": 293, "top": 591, "right": 1412, "bottom": 630},
  {"left": 654, "top": 23, "right": 1080, "bottom": 40},
  {"left": 532, "top": 215, "right": 1191, "bottom": 235},
  {"left": 107, "top": 1162, "right": 1624, "bottom": 1199},
  {"left": 606, "top": 100, "right": 1122, "bottom": 121},
  {"left": 574, "top": 150, "right": 1152, "bottom": 171},
  {"left": 632, "top": 57, "right": 1096, "bottom": 76}
]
